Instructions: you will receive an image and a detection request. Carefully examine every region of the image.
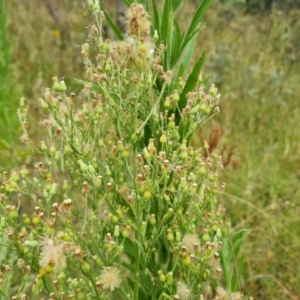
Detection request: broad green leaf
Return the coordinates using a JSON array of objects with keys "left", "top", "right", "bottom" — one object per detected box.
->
[{"left": 123, "top": 238, "right": 135, "bottom": 258}]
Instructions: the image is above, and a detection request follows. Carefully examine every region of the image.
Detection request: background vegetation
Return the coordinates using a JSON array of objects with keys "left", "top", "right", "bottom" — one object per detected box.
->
[{"left": 1, "top": 0, "right": 299, "bottom": 299}]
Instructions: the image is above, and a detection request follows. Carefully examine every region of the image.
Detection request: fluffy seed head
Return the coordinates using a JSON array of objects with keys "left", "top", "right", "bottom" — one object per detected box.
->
[{"left": 99, "top": 266, "right": 122, "bottom": 291}]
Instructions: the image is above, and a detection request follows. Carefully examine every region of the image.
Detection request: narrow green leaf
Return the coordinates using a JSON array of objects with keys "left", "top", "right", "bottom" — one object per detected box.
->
[
  {"left": 161, "top": 0, "right": 173, "bottom": 70},
  {"left": 122, "top": 0, "right": 132, "bottom": 6},
  {"left": 176, "top": 0, "right": 213, "bottom": 61},
  {"left": 151, "top": 0, "right": 160, "bottom": 34},
  {"left": 185, "top": 0, "right": 213, "bottom": 42},
  {"left": 99, "top": 5, "right": 123, "bottom": 40},
  {"left": 178, "top": 50, "right": 206, "bottom": 112},
  {"left": 178, "top": 33, "right": 197, "bottom": 71},
  {"left": 171, "top": 19, "right": 182, "bottom": 67}
]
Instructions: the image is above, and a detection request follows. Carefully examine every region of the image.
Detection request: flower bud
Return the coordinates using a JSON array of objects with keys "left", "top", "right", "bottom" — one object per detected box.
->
[
  {"left": 114, "top": 225, "right": 120, "bottom": 237},
  {"left": 160, "top": 131, "right": 167, "bottom": 144},
  {"left": 158, "top": 270, "right": 166, "bottom": 282},
  {"left": 40, "top": 141, "right": 47, "bottom": 152},
  {"left": 150, "top": 214, "right": 156, "bottom": 225},
  {"left": 24, "top": 240, "right": 39, "bottom": 247},
  {"left": 122, "top": 225, "right": 131, "bottom": 238}
]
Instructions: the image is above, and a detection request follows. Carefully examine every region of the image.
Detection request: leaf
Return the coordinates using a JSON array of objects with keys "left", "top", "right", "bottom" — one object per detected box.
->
[
  {"left": 151, "top": 0, "right": 160, "bottom": 33},
  {"left": 177, "top": 50, "right": 206, "bottom": 117},
  {"left": 184, "top": 0, "right": 214, "bottom": 45},
  {"left": 178, "top": 33, "right": 197, "bottom": 72},
  {"left": 172, "top": 0, "right": 212, "bottom": 64},
  {"left": 99, "top": 5, "right": 123, "bottom": 40},
  {"left": 171, "top": 19, "right": 182, "bottom": 68},
  {"left": 122, "top": 0, "right": 133, "bottom": 6},
  {"left": 123, "top": 238, "right": 135, "bottom": 258},
  {"left": 161, "top": 0, "right": 172, "bottom": 70},
  {"left": 122, "top": 262, "right": 153, "bottom": 296}
]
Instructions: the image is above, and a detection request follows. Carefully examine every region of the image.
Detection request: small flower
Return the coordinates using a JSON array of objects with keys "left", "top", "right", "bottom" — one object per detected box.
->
[
  {"left": 177, "top": 282, "right": 191, "bottom": 300},
  {"left": 99, "top": 266, "right": 122, "bottom": 291},
  {"left": 182, "top": 233, "right": 200, "bottom": 251}
]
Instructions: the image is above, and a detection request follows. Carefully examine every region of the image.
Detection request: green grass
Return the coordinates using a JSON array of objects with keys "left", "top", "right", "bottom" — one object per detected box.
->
[
  {"left": 0, "top": 0, "right": 20, "bottom": 162},
  {"left": 200, "top": 4, "right": 300, "bottom": 299}
]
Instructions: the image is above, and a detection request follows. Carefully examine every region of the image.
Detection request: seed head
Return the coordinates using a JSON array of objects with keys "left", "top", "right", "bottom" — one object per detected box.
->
[{"left": 99, "top": 266, "right": 122, "bottom": 291}]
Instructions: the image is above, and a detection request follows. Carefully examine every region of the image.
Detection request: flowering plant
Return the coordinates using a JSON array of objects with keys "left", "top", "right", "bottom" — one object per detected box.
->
[{"left": 0, "top": 1, "right": 248, "bottom": 299}]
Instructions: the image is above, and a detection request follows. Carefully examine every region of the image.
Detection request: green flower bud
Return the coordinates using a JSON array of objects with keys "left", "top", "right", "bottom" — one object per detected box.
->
[
  {"left": 58, "top": 272, "right": 66, "bottom": 284},
  {"left": 63, "top": 180, "right": 69, "bottom": 190},
  {"left": 0, "top": 217, "right": 6, "bottom": 228},
  {"left": 88, "top": 164, "right": 96, "bottom": 174},
  {"left": 182, "top": 255, "right": 191, "bottom": 266},
  {"left": 111, "top": 215, "right": 118, "bottom": 224},
  {"left": 150, "top": 214, "right": 156, "bottom": 225},
  {"left": 82, "top": 262, "right": 91, "bottom": 273},
  {"left": 202, "top": 231, "right": 210, "bottom": 242},
  {"left": 160, "top": 131, "right": 167, "bottom": 144},
  {"left": 173, "top": 90, "right": 180, "bottom": 102},
  {"left": 199, "top": 166, "right": 207, "bottom": 176},
  {"left": 40, "top": 141, "right": 47, "bottom": 151},
  {"left": 25, "top": 240, "right": 39, "bottom": 247},
  {"left": 19, "top": 97, "right": 25, "bottom": 107},
  {"left": 122, "top": 150, "right": 130, "bottom": 158},
  {"left": 40, "top": 99, "right": 49, "bottom": 109},
  {"left": 166, "top": 272, "right": 173, "bottom": 285},
  {"left": 105, "top": 166, "right": 112, "bottom": 176},
  {"left": 164, "top": 98, "right": 170, "bottom": 108},
  {"left": 78, "top": 160, "right": 89, "bottom": 173},
  {"left": 122, "top": 226, "right": 131, "bottom": 238},
  {"left": 10, "top": 209, "right": 18, "bottom": 219},
  {"left": 87, "top": 0, "right": 94, "bottom": 8},
  {"left": 52, "top": 77, "right": 61, "bottom": 92},
  {"left": 141, "top": 221, "right": 147, "bottom": 231},
  {"left": 114, "top": 225, "right": 120, "bottom": 237},
  {"left": 158, "top": 270, "right": 166, "bottom": 282},
  {"left": 167, "top": 229, "right": 174, "bottom": 241},
  {"left": 59, "top": 80, "right": 67, "bottom": 92},
  {"left": 49, "top": 183, "right": 57, "bottom": 195},
  {"left": 95, "top": 176, "right": 102, "bottom": 187},
  {"left": 209, "top": 84, "right": 218, "bottom": 97},
  {"left": 144, "top": 190, "right": 151, "bottom": 200},
  {"left": 32, "top": 216, "right": 40, "bottom": 225}
]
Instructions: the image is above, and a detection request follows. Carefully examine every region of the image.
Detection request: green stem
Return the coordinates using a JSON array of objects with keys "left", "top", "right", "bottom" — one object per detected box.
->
[
  {"left": 134, "top": 228, "right": 141, "bottom": 300},
  {"left": 138, "top": 83, "right": 167, "bottom": 133}
]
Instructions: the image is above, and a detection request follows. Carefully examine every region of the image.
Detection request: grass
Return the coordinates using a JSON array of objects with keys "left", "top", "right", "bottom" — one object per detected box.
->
[
  {"left": 200, "top": 3, "right": 300, "bottom": 299},
  {"left": 0, "top": 0, "right": 21, "bottom": 166},
  {"left": 2, "top": 0, "right": 300, "bottom": 299}
]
